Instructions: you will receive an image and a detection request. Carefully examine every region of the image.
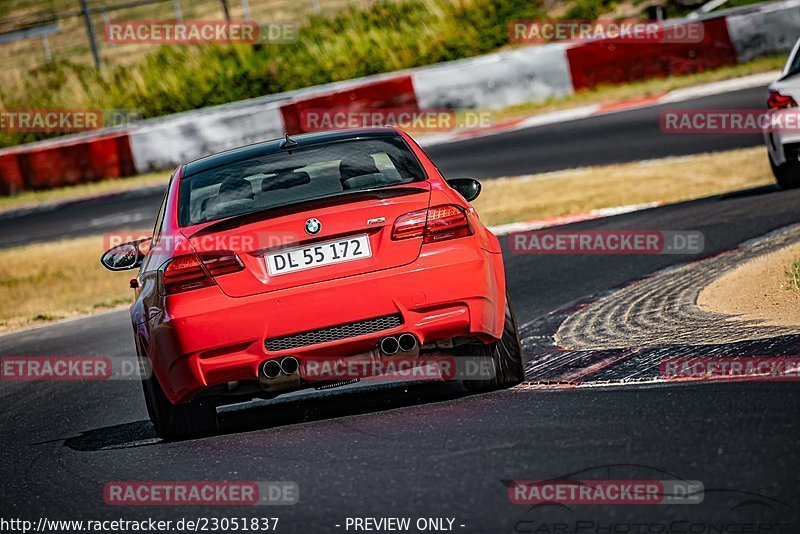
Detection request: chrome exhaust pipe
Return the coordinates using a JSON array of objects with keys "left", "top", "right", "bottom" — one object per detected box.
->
[
  {"left": 398, "top": 333, "right": 418, "bottom": 352},
  {"left": 380, "top": 336, "right": 399, "bottom": 355},
  {"left": 280, "top": 356, "right": 299, "bottom": 375},
  {"left": 259, "top": 357, "right": 302, "bottom": 392},
  {"left": 262, "top": 359, "right": 282, "bottom": 379}
]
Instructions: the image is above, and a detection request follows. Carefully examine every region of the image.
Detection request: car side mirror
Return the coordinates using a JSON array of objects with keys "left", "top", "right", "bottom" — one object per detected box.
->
[
  {"left": 447, "top": 178, "right": 482, "bottom": 202},
  {"left": 100, "top": 238, "right": 151, "bottom": 271}
]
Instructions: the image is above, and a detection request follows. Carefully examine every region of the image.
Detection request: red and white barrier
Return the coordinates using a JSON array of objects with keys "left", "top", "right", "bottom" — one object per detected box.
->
[
  {"left": 411, "top": 44, "right": 573, "bottom": 110},
  {"left": 128, "top": 102, "right": 285, "bottom": 172},
  {"left": 0, "top": 131, "right": 135, "bottom": 195},
  {"left": 280, "top": 75, "right": 418, "bottom": 135},
  {"left": 565, "top": 17, "right": 739, "bottom": 90},
  {"left": 726, "top": 0, "right": 800, "bottom": 62},
  {"left": 1, "top": 0, "right": 798, "bottom": 194}
]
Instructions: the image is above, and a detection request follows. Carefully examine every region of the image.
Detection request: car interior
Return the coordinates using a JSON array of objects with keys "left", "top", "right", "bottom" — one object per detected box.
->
[{"left": 186, "top": 138, "right": 422, "bottom": 225}]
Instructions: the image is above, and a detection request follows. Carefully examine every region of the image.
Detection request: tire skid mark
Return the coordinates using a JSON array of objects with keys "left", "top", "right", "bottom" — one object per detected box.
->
[
  {"left": 558, "top": 225, "right": 800, "bottom": 350},
  {"left": 517, "top": 223, "right": 800, "bottom": 390}
]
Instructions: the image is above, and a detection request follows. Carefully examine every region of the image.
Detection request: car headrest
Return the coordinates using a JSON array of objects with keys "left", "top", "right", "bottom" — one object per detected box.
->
[
  {"left": 262, "top": 170, "right": 311, "bottom": 192},
  {"left": 339, "top": 153, "right": 379, "bottom": 183},
  {"left": 218, "top": 177, "right": 254, "bottom": 201}
]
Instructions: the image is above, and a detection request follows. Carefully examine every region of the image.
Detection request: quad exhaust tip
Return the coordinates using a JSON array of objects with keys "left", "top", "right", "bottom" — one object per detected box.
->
[
  {"left": 280, "top": 356, "right": 299, "bottom": 375},
  {"left": 398, "top": 333, "right": 418, "bottom": 352},
  {"left": 380, "top": 336, "right": 399, "bottom": 355},
  {"left": 265, "top": 334, "right": 418, "bottom": 379},
  {"left": 262, "top": 359, "right": 282, "bottom": 379},
  {"left": 380, "top": 334, "right": 418, "bottom": 355},
  {"left": 262, "top": 356, "right": 300, "bottom": 380}
]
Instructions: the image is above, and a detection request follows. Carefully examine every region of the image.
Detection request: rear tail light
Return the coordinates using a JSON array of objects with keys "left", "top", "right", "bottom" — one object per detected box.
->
[
  {"left": 392, "top": 204, "right": 474, "bottom": 244},
  {"left": 391, "top": 209, "right": 428, "bottom": 240},
  {"left": 768, "top": 90, "right": 798, "bottom": 110},
  {"left": 424, "top": 205, "right": 473, "bottom": 243},
  {"left": 200, "top": 252, "right": 244, "bottom": 276},
  {"left": 162, "top": 251, "right": 243, "bottom": 294}
]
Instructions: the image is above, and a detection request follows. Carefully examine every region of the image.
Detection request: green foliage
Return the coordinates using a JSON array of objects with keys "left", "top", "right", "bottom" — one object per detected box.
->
[
  {"left": 566, "top": 0, "right": 617, "bottom": 19},
  {"left": 1, "top": 0, "right": 548, "bottom": 147},
  {"left": 786, "top": 258, "right": 800, "bottom": 292}
]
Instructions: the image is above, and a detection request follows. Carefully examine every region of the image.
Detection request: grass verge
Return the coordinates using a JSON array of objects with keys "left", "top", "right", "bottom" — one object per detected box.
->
[
  {"left": 474, "top": 146, "right": 773, "bottom": 226},
  {"left": 0, "top": 236, "right": 134, "bottom": 333},
  {"left": 0, "top": 145, "right": 775, "bottom": 334},
  {"left": 698, "top": 242, "right": 800, "bottom": 327}
]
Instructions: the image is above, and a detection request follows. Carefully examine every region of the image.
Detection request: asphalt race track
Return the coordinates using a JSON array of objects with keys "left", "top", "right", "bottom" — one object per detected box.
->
[
  {"left": 3, "top": 78, "right": 799, "bottom": 532},
  {"left": 3, "top": 175, "right": 800, "bottom": 531},
  {"left": 0, "top": 85, "right": 766, "bottom": 249},
  {"left": 425, "top": 85, "right": 765, "bottom": 178}
]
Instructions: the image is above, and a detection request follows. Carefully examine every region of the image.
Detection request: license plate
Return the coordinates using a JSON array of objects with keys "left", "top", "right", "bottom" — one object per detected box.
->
[{"left": 266, "top": 234, "right": 372, "bottom": 276}]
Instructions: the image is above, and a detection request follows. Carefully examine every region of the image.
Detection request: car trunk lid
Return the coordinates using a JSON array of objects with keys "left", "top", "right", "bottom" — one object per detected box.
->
[{"left": 184, "top": 184, "right": 430, "bottom": 298}]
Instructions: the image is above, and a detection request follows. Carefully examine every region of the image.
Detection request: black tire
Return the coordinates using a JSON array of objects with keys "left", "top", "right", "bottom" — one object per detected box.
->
[
  {"left": 458, "top": 293, "right": 525, "bottom": 392},
  {"left": 136, "top": 345, "right": 219, "bottom": 440},
  {"left": 770, "top": 157, "right": 800, "bottom": 190}
]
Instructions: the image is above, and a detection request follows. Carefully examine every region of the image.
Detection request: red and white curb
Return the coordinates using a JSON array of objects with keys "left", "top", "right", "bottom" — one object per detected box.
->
[{"left": 487, "top": 201, "right": 662, "bottom": 237}]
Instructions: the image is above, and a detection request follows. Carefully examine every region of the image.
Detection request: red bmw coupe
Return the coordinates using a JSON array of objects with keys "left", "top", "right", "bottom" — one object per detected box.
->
[{"left": 102, "top": 126, "right": 524, "bottom": 439}]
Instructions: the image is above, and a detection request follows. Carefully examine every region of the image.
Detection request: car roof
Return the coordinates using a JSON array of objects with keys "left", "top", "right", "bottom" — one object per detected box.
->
[{"left": 181, "top": 127, "right": 401, "bottom": 178}]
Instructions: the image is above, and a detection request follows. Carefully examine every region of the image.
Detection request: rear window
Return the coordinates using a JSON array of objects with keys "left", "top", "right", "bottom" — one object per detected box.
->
[
  {"left": 786, "top": 56, "right": 800, "bottom": 80},
  {"left": 179, "top": 136, "right": 426, "bottom": 226},
  {"left": 784, "top": 40, "right": 800, "bottom": 79}
]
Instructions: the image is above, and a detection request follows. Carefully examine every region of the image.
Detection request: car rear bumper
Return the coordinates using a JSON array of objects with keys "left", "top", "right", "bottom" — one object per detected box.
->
[
  {"left": 144, "top": 239, "right": 505, "bottom": 404},
  {"left": 764, "top": 109, "right": 800, "bottom": 166}
]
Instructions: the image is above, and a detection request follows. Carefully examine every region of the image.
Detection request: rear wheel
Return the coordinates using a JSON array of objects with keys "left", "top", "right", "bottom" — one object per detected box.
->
[
  {"left": 770, "top": 157, "right": 800, "bottom": 189},
  {"left": 136, "top": 346, "right": 219, "bottom": 440},
  {"left": 458, "top": 293, "right": 525, "bottom": 392}
]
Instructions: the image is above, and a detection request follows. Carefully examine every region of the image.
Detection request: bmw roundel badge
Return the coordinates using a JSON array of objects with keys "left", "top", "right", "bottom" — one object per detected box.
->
[{"left": 305, "top": 218, "right": 321, "bottom": 235}]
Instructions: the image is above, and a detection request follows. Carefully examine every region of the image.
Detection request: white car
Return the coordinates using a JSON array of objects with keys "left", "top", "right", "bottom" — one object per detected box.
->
[{"left": 766, "top": 37, "right": 800, "bottom": 189}]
